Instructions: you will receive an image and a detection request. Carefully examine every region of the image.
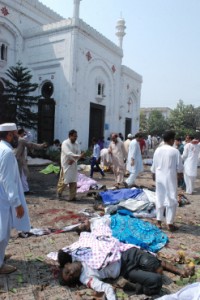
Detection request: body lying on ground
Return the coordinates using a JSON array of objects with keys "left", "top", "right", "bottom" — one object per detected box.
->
[{"left": 47, "top": 217, "right": 194, "bottom": 298}]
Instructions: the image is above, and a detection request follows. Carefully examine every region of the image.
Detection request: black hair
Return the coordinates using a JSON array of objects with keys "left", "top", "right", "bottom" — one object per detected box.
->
[
  {"left": 68, "top": 129, "right": 77, "bottom": 137},
  {"left": 186, "top": 135, "right": 194, "bottom": 140},
  {"left": 163, "top": 130, "right": 176, "bottom": 142},
  {"left": 53, "top": 139, "right": 60, "bottom": 144},
  {"left": 58, "top": 267, "right": 80, "bottom": 287},
  {"left": 175, "top": 137, "right": 182, "bottom": 142},
  {"left": 92, "top": 137, "right": 97, "bottom": 143},
  {"left": 18, "top": 128, "right": 25, "bottom": 135},
  {"left": 58, "top": 249, "right": 72, "bottom": 268},
  {"left": 135, "top": 132, "right": 143, "bottom": 138}
]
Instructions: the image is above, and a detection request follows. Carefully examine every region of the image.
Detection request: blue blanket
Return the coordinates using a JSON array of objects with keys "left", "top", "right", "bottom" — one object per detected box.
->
[
  {"left": 111, "top": 209, "right": 168, "bottom": 252},
  {"left": 99, "top": 188, "right": 143, "bottom": 205}
]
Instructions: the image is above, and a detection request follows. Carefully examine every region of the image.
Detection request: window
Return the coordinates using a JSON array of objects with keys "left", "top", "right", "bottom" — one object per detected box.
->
[
  {"left": 0, "top": 43, "right": 7, "bottom": 61},
  {"left": 97, "top": 83, "right": 105, "bottom": 97},
  {"left": 41, "top": 81, "right": 54, "bottom": 98}
]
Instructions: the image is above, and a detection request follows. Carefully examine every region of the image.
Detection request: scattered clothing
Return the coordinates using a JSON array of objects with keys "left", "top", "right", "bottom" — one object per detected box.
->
[
  {"left": 110, "top": 210, "right": 168, "bottom": 252},
  {"left": 99, "top": 188, "right": 143, "bottom": 205},
  {"left": 40, "top": 164, "right": 60, "bottom": 174}
]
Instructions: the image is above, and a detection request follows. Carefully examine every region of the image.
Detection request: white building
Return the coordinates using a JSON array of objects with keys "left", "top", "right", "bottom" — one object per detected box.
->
[
  {"left": 140, "top": 107, "right": 172, "bottom": 120},
  {"left": 0, "top": 0, "right": 142, "bottom": 149}
]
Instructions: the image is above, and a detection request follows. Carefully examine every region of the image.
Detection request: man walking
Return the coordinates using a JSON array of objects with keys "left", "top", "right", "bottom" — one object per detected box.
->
[
  {"left": 182, "top": 136, "right": 200, "bottom": 194},
  {"left": 125, "top": 133, "right": 143, "bottom": 188},
  {"left": 90, "top": 137, "right": 105, "bottom": 179},
  {"left": 151, "top": 130, "right": 183, "bottom": 231},
  {"left": 108, "top": 133, "right": 126, "bottom": 188},
  {"left": 0, "top": 123, "right": 30, "bottom": 274},
  {"left": 57, "top": 129, "right": 84, "bottom": 201}
]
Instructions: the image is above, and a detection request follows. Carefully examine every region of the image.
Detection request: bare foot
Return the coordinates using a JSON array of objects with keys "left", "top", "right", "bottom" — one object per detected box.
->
[
  {"left": 157, "top": 221, "right": 162, "bottom": 229},
  {"left": 167, "top": 224, "right": 179, "bottom": 232},
  {"left": 181, "top": 266, "right": 195, "bottom": 277}
]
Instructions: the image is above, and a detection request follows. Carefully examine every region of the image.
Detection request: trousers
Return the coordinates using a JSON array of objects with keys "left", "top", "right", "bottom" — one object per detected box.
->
[
  {"left": 120, "top": 248, "right": 162, "bottom": 296},
  {"left": 57, "top": 168, "right": 77, "bottom": 200}
]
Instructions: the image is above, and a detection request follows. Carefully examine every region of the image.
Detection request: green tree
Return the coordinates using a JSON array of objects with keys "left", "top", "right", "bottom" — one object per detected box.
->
[
  {"left": 168, "top": 100, "right": 197, "bottom": 137},
  {"left": 3, "top": 61, "right": 39, "bottom": 129},
  {"left": 148, "top": 110, "right": 169, "bottom": 136},
  {"left": 139, "top": 111, "right": 148, "bottom": 132}
]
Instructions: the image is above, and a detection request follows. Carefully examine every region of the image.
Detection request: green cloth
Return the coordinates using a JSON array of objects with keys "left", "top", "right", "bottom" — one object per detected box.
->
[{"left": 40, "top": 164, "right": 60, "bottom": 174}]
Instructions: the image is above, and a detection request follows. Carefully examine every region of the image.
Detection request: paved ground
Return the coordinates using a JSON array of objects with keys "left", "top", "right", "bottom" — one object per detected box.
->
[{"left": 0, "top": 163, "right": 200, "bottom": 300}]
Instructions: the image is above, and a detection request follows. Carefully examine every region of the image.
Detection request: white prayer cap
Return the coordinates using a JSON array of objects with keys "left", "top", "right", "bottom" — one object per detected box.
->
[
  {"left": 0, "top": 123, "right": 17, "bottom": 132},
  {"left": 127, "top": 133, "right": 133, "bottom": 139}
]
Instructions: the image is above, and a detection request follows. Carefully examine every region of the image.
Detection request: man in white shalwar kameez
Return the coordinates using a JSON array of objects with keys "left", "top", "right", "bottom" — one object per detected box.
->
[
  {"left": 57, "top": 129, "right": 84, "bottom": 201},
  {"left": 182, "top": 137, "right": 200, "bottom": 194},
  {"left": 108, "top": 133, "right": 126, "bottom": 187},
  {"left": 0, "top": 123, "right": 30, "bottom": 274},
  {"left": 125, "top": 133, "right": 143, "bottom": 187},
  {"left": 151, "top": 131, "right": 183, "bottom": 232}
]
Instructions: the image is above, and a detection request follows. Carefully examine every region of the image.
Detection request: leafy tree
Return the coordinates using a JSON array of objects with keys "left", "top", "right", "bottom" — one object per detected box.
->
[
  {"left": 139, "top": 111, "right": 148, "bottom": 132},
  {"left": 168, "top": 100, "right": 197, "bottom": 137},
  {"left": 148, "top": 110, "right": 169, "bottom": 136},
  {"left": 3, "top": 61, "right": 39, "bottom": 129}
]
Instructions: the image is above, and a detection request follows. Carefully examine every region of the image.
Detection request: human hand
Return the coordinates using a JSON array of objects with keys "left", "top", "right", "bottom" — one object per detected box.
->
[
  {"left": 80, "top": 152, "right": 85, "bottom": 158},
  {"left": 15, "top": 205, "right": 24, "bottom": 218},
  {"left": 68, "top": 159, "right": 74, "bottom": 165},
  {"left": 130, "top": 159, "right": 134, "bottom": 166}
]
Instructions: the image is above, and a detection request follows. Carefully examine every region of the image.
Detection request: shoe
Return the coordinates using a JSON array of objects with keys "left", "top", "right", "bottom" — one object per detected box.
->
[{"left": 0, "top": 264, "right": 17, "bottom": 274}]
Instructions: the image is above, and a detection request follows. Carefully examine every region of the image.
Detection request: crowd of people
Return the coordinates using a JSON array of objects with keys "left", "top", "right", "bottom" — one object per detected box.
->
[{"left": 0, "top": 122, "right": 200, "bottom": 299}]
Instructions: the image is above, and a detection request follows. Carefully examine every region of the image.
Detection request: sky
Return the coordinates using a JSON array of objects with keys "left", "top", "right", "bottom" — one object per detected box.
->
[{"left": 39, "top": 0, "right": 200, "bottom": 109}]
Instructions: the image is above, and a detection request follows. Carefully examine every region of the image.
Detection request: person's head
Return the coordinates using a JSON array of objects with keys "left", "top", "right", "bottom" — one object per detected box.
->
[
  {"left": 185, "top": 135, "right": 193, "bottom": 143},
  {"left": 68, "top": 129, "right": 78, "bottom": 144},
  {"left": 18, "top": 128, "right": 26, "bottom": 137},
  {"left": 134, "top": 132, "right": 143, "bottom": 142},
  {"left": 127, "top": 133, "right": 133, "bottom": 140},
  {"left": 174, "top": 137, "right": 182, "bottom": 147},
  {"left": 111, "top": 133, "right": 118, "bottom": 143},
  {"left": 53, "top": 139, "right": 60, "bottom": 146},
  {"left": 118, "top": 133, "right": 124, "bottom": 140},
  {"left": 163, "top": 130, "right": 176, "bottom": 146},
  {"left": 92, "top": 137, "right": 97, "bottom": 145},
  {"left": 59, "top": 262, "right": 82, "bottom": 286},
  {"left": 0, "top": 123, "right": 18, "bottom": 148}
]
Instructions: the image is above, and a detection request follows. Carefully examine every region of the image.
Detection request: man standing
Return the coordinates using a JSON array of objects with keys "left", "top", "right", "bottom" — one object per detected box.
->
[
  {"left": 182, "top": 136, "right": 200, "bottom": 194},
  {"left": 90, "top": 137, "right": 105, "bottom": 179},
  {"left": 174, "top": 137, "right": 184, "bottom": 155},
  {"left": 108, "top": 133, "right": 126, "bottom": 188},
  {"left": 125, "top": 133, "right": 143, "bottom": 188},
  {"left": 124, "top": 133, "right": 133, "bottom": 159},
  {"left": 57, "top": 129, "right": 84, "bottom": 201},
  {"left": 151, "top": 131, "right": 183, "bottom": 232},
  {"left": 14, "top": 128, "right": 47, "bottom": 194},
  {"left": 0, "top": 123, "right": 30, "bottom": 274}
]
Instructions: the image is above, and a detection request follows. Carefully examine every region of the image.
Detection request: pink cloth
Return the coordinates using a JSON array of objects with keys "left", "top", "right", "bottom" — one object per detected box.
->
[
  {"left": 64, "top": 218, "right": 134, "bottom": 269},
  {"left": 77, "top": 173, "right": 97, "bottom": 193}
]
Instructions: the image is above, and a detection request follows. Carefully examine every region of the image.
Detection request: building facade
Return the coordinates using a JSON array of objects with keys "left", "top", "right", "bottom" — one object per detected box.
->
[
  {"left": 140, "top": 107, "right": 172, "bottom": 120},
  {"left": 0, "top": 0, "right": 142, "bottom": 149}
]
